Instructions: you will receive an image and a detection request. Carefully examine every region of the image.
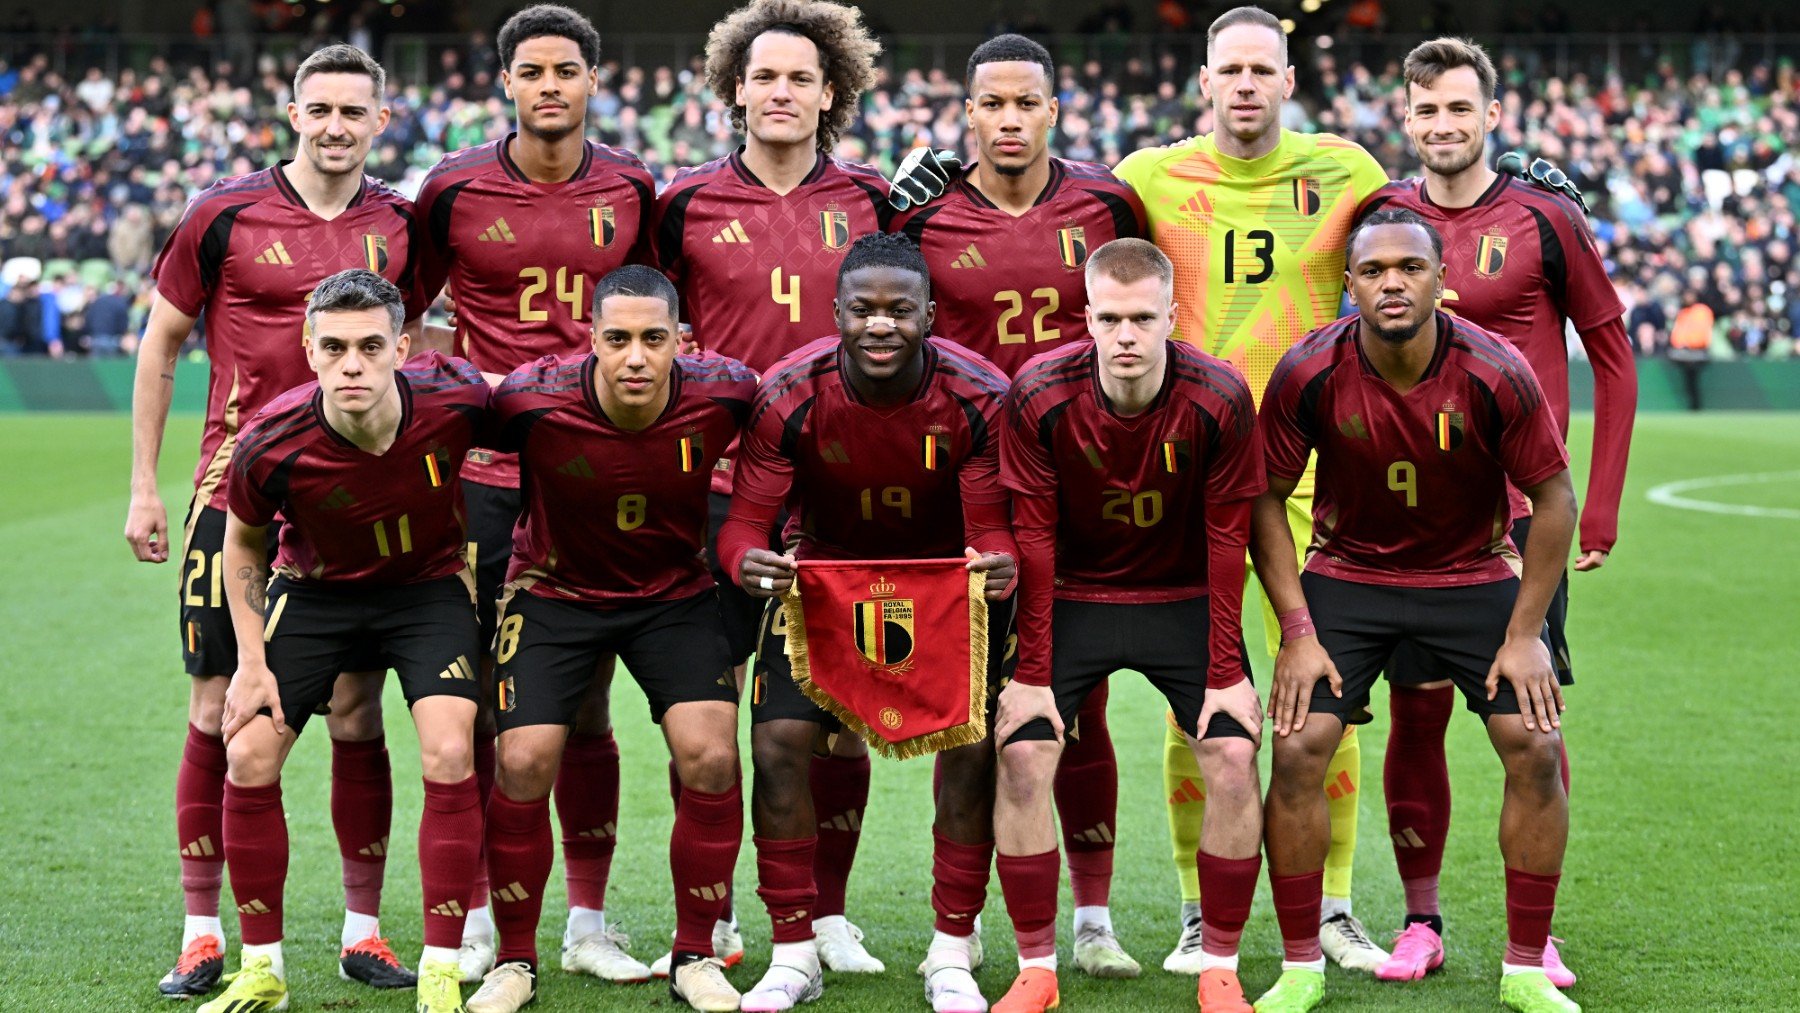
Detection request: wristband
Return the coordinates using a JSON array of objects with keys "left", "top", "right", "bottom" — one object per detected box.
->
[{"left": 1277, "top": 607, "right": 1315, "bottom": 644}]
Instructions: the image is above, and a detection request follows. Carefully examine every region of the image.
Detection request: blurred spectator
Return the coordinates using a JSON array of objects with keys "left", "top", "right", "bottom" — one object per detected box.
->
[
  {"left": 1669, "top": 294, "right": 1716, "bottom": 409},
  {"left": 0, "top": 30, "right": 1795, "bottom": 365}
]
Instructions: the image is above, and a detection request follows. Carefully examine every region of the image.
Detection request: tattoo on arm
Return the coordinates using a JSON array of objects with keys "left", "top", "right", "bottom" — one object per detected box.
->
[
  {"left": 160, "top": 372, "right": 175, "bottom": 382},
  {"left": 238, "top": 565, "right": 268, "bottom": 612}
]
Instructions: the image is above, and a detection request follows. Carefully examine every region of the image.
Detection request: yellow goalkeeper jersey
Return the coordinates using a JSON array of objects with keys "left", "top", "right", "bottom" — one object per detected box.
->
[{"left": 1115, "top": 130, "right": 1388, "bottom": 407}]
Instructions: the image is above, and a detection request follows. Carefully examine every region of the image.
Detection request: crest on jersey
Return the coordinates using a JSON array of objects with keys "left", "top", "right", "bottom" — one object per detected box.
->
[
  {"left": 679, "top": 433, "right": 704, "bottom": 473},
  {"left": 1057, "top": 226, "right": 1088, "bottom": 269},
  {"left": 853, "top": 578, "right": 915, "bottom": 669},
  {"left": 1292, "top": 178, "right": 1322, "bottom": 216},
  {"left": 1435, "top": 410, "right": 1465, "bottom": 452},
  {"left": 1476, "top": 233, "right": 1508, "bottom": 278},
  {"left": 820, "top": 207, "right": 850, "bottom": 250},
  {"left": 362, "top": 233, "right": 389, "bottom": 273},
  {"left": 1161, "top": 438, "right": 1191, "bottom": 474},
  {"left": 421, "top": 446, "right": 451, "bottom": 488},
  {"left": 590, "top": 205, "right": 616, "bottom": 248},
  {"left": 922, "top": 432, "right": 950, "bottom": 470}
]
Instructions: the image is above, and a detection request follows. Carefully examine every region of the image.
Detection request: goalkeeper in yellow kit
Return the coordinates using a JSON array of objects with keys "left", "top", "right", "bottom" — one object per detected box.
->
[{"left": 1113, "top": 5, "right": 1391, "bottom": 978}]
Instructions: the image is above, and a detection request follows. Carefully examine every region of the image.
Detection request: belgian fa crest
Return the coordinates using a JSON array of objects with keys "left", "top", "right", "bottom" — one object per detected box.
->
[
  {"left": 1476, "top": 232, "right": 1508, "bottom": 278},
  {"left": 590, "top": 204, "right": 616, "bottom": 248},
  {"left": 820, "top": 206, "right": 850, "bottom": 250},
  {"left": 853, "top": 576, "right": 915, "bottom": 671},
  {"left": 363, "top": 233, "right": 389, "bottom": 273}
]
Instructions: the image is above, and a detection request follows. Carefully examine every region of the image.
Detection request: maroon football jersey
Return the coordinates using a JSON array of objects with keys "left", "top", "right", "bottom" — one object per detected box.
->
[
  {"left": 412, "top": 135, "right": 655, "bottom": 487},
  {"left": 227, "top": 352, "right": 490, "bottom": 584},
  {"left": 893, "top": 158, "right": 1147, "bottom": 376},
  {"left": 1361, "top": 175, "right": 1635, "bottom": 551},
  {"left": 1260, "top": 313, "right": 1569, "bottom": 588},
  {"left": 494, "top": 352, "right": 755, "bottom": 605},
  {"left": 718, "top": 337, "right": 1016, "bottom": 577},
  {"left": 654, "top": 149, "right": 891, "bottom": 372},
  {"left": 152, "top": 164, "right": 418, "bottom": 509}
]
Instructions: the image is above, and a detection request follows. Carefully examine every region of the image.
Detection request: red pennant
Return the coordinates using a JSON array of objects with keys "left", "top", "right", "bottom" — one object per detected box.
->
[{"left": 781, "top": 558, "right": 988, "bottom": 758}]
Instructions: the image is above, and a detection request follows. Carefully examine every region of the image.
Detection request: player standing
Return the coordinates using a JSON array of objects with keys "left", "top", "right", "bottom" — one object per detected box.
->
[
  {"left": 652, "top": 0, "right": 890, "bottom": 975},
  {"left": 200, "top": 271, "right": 486, "bottom": 1013},
  {"left": 719, "top": 234, "right": 1017, "bottom": 1013},
  {"left": 1111, "top": 5, "right": 1390, "bottom": 972},
  {"left": 123, "top": 44, "right": 424, "bottom": 997},
  {"left": 992, "top": 239, "right": 1266, "bottom": 1013},
  {"left": 891, "top": 32, "right": 1149, "bottom": 979},
  {"left": 411, "top": 3, "right": 656, "bottom": 982},
  {"left": 1251, "top": 209, "right": 1579, "bottom": 1013},
  {"left": 1357, "top": 38, "right": 1636, "bottom": 986},
  {"left": 463, "top": 267, "right": 754, "bottom": 1013}
]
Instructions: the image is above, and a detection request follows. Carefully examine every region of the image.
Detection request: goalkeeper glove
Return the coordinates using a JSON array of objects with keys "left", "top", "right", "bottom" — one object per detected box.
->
[
  {"left": 887, "top": 147, "right": 962, "bottom": 212},
  {"left": 1498, "top": 151, "right": 1589, "bottom": 216}
]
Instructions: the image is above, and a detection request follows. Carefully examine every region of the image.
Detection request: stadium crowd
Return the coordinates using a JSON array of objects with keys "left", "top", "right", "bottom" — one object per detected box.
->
[{"left": 0, "top": 37, "right": 1793, "bottom": 360}]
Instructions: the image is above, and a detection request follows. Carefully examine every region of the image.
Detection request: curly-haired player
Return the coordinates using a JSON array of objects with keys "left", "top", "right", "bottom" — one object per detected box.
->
[{"left": 650, "top": 0, "right": 894, "bottom": 980}]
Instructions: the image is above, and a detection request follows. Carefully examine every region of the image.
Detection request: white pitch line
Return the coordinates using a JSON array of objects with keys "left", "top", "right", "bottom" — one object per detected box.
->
[{"left": 1645, "top": 470, "right": 1800, "bottom": 520}]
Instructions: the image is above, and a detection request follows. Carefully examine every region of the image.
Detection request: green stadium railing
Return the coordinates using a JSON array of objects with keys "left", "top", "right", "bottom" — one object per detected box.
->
[{"left": 1, "top": 357, "right": 1796, "bottom": 413}]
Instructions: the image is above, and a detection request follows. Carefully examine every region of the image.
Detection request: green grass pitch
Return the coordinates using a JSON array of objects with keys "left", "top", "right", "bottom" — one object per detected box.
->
[{"left": 1, "top": 411, "right": 1795, "bottom": 1010}]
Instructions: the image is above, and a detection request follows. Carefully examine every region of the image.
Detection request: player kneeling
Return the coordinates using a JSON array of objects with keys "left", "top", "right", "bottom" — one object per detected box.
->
[
  {"left": 1252, "top": 210, "right": 1578, "bottom": 1013},
  {"left": 207, "top": 270, "right": 488, "bottom": 1013},
  {"left": 992, "top": 240, "right": 1266, "bottom": 1013},
  {"left": 463, "top": 266, "right": 754, "bottom": 1013}
]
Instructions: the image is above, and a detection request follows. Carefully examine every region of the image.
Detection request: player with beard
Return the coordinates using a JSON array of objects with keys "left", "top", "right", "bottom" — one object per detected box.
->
[
  {"left": 651, "top": 0, "right": 891, "bottom": 977},
  {"left": 1111, "top": 6, "right": 1389, "bottom": 974},
  {"left": 1355, "top": 38, "right": 1636, "bottom": 989},
  {"left": 1253, "top": 209, "right": 1578, "bottom": 1013},
  {"left": 892, "top": 32, "right": 1149, "bottom": 981},
  {"left": 719, "top": 234, "right": 1017, "bottom": 1013},
  {"left": 125, "top": 44, "right": 426, "bottom": 998},
  {"left": 411, "top": 4, "right": 657, "bottom": 984}
]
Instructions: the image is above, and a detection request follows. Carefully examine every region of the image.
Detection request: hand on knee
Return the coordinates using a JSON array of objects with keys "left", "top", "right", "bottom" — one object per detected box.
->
[
  {"left": 1197, "top": 738, "right": 1259, "bottom": 805},
  {"left": 996, "top": 740, "right": 1060, "bottom": 806},
  {"left": 225, "top": 735, "right": 281, "bottom": 787}
]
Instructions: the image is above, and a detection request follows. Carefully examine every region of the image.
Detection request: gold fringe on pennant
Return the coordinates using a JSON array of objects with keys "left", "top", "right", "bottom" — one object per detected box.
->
[{"left": 780, "top": 570, "right": 990, "bottom": 760}]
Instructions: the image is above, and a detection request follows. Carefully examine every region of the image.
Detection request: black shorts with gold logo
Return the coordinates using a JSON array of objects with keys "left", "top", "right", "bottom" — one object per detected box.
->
[
  {"left": 259, "top": 574, "right": 482, "bottom": 734},
  {"left": 492, "top": 587, "right": 736, "bottom": 730}
]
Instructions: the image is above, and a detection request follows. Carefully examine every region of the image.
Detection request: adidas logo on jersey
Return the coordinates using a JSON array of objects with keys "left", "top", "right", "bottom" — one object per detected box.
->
[
  {"left": 1179, "top": 194, "right": 1209, "bottom": 216},
  {"left": 557, "top": 455, "right": 596, "bottom": 479},
  {"left": 712, "top": 219, "right": 751, "bottom": 244},
  {"left": 1339, "top": 414, "right": 1370, "bottom": 440},
  {"left": 478, "top": 218, "right": 516, "bottom": 242},
  {"left": 319, "top": 486, "right": 357, "bottom": 510},
  {"left": 439, "top": 656, "right": 476, "bottom": 681},
  {"left": 950, "top": 244, "right": 986, "bottom": 269},
  {"left": 254, "top": 242, "right": 294, "bottom": 266}
]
